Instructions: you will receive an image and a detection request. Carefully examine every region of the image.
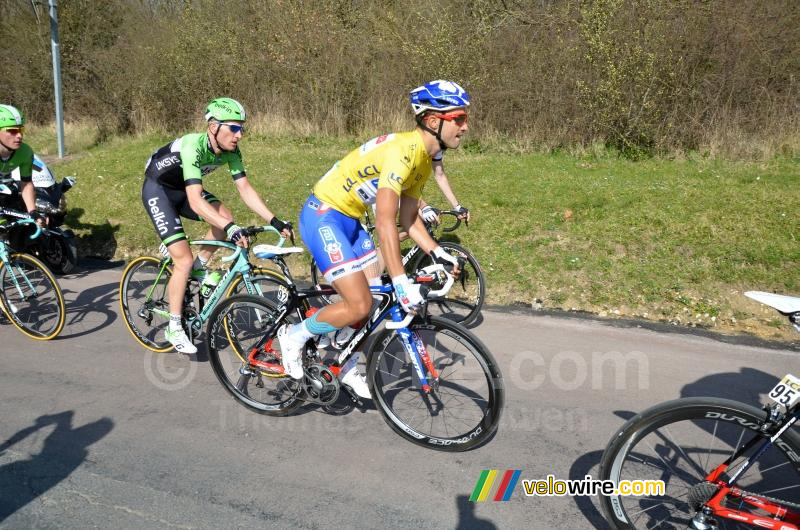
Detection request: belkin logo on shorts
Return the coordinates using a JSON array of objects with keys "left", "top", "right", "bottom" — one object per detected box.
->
[{"left": 148, "top": 197, "right": 168, "bottom": 235}]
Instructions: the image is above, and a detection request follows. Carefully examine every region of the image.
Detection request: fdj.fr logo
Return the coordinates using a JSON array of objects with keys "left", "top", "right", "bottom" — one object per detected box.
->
[{"left": 470, "top": 470, "right": 522, "bottom": 502}]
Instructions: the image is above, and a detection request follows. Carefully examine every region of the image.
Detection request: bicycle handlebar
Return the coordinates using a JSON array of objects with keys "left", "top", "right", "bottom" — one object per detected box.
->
[
  {"left": 0, "top": 209, "right": 42, "bottom": 240},
  {"left": 385, "top": 264, "right": 457, "bottom": 329},
  {"left": 192, "top": 224, "right": 291, "bottom": 263},
  {"left": 430, "top": 209, "right": 466, "bottom": 232}
]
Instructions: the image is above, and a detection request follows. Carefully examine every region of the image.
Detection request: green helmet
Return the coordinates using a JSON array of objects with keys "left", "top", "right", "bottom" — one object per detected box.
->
[
  {"left": 0, "top": 104, "right": 25, "bottom": 128},
  {"left": 204, "top": 98, "right": 246, "bottom": 122}
]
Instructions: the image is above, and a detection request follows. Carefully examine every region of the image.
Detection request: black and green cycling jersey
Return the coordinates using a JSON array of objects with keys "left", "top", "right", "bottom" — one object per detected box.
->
[
  {"left": 142, "top": 132, "right": 246, "bottom": 246},
  {"left": 144, "top": 132, "right": 246, "bottom": 188},
  {"left": 0, "top": 142, "right": 33, "bottom": 183}
]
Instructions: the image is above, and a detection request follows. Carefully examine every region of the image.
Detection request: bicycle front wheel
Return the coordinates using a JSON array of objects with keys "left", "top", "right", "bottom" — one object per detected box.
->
[
  {"left": 410, "top": 241, "right": 486, "bottom": 326},
  {"left": 0, "top": 252, "right": 65, "bottom": 340},
  {"left": 598, "top": 397, "right": 800, "bottom": 529},
  {"left": 227, "top": 267, "right": 308, "bottom": 313},
  {"left": 367, "top": 316, "right": 503, "bottom": 451},
  {"left": 119, "top": 256, "right": 172, "bottom": 352},
  {"left": 206, "top": 294, "right": 302, "bottom": 416}
]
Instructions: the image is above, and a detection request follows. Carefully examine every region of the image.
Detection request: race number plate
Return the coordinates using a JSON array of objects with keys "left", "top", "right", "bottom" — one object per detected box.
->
[{"left": 768, "top": 374, "right": 800, "bottom": 408}]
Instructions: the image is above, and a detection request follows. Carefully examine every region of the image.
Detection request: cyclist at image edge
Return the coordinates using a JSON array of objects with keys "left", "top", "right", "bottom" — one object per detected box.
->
[
  {"left": 279, "top": 80, "right": 470, "bottom": 398},
  {"left": 0, "top": 105, "right": 45, "bottom": 224},
  {"left": 418, "top": 139, "right": 471, "bottom": 226},
  {"left": 141, "top": 97, "right": 293, "bottom": 354}
]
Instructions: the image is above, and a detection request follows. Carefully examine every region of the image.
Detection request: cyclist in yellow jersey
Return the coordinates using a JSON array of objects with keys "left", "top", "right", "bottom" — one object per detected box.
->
[{"left": 279, "top": 80, "right": 470, "bottom": 398}]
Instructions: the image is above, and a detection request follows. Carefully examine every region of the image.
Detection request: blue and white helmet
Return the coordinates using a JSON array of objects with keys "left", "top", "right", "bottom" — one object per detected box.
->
[{"left": 409, "top": 80, "right": 470, "bottom": 116}]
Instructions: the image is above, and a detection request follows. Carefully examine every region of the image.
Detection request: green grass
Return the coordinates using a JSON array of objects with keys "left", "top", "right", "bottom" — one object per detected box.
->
[{"left": 40, "top": 128, "right": 800, "bottom": 336}]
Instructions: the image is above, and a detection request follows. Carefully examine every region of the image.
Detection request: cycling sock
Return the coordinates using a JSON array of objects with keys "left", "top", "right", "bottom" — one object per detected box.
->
[
  {"left": 291, "top": 312, "right": 338, "bottom": 342},
  {"left": 192, "top": 255, "right": 208, "bottom": 270},
  {"left": 168, "top": 313, "right": 183, "bottom": 332}
]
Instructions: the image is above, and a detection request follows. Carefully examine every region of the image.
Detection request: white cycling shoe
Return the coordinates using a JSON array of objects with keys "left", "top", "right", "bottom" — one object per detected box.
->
[
  {"left": 339, "top": 362, "right": 371, "bottom": 400},
  {"left": 277, "top": 324, "right": 305, "bottom": 379},
  {"left": 164, "top": 327, "right": 197, "bottom": 355}
]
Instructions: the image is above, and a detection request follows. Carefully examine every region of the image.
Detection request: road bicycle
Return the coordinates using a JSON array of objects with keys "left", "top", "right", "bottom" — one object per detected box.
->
[
  {"left": 206, "top": 252, "right": 504, "bottom": 452},
  {"left": 310, "top": 208, "right": 486, "bottom": 326},
  {"left": 0, "top": 208, "right": 66, "bottom": 340},
  {"left": 598, "top": 291, "right": 800, "bottom": 529},
  {"left": 119, "top": 225, "right": 299, "bottom": 352}
]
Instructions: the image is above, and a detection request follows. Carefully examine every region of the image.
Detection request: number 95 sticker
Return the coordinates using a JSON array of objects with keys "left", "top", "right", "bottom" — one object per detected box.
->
[{"left": 768, "top": 374, "right": 800, "bottom": 408}]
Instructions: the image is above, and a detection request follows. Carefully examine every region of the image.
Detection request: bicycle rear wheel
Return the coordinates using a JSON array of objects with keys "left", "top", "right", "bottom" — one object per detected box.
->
[
  {"left": 206, "top": 294, "right": 302, "bottom": 416},
  {"left": 366, "top": 316, "right": 503, "bottom": 451},
  {"left": 119, "top": 256, "right": 172, "bottom": 352},
  {"left": 410, "top": 241, "right": 486, "bottom": 326},
  {"left": 0, "top": 252, "right": 65, "bottom": 340},
  {"left": 598, "top": 397, "right": 800, "bottom": 529}
]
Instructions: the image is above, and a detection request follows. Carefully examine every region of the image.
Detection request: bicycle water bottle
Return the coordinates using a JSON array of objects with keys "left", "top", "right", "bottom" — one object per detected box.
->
[{"left": 200, "top": 270, "right": 221, "bottom": 298}]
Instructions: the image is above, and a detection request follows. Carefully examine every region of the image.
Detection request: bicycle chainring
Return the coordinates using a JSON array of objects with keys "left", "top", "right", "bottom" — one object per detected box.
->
[{"left": 301, "top": 363, "right": 340, "bottom": 405}]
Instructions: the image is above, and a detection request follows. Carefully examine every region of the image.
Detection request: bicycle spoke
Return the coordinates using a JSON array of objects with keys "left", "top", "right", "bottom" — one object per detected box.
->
[
  {"left": 761, "top": 483, "right": 800, "bottom": 495},
  {"left": 704, "top": 420, "right": 720, "bottom": 472},
  {"left": 661, "top": 425, "right": 708, "bottom": 479}
]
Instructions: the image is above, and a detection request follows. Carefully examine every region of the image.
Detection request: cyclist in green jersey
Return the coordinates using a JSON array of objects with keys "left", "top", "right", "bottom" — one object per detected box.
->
[
  {"left": 141, "top": 97, "right": 293, "bottom": 354},
  {"left": 0, "top": 105, "right": 43, "bottom": 224}
]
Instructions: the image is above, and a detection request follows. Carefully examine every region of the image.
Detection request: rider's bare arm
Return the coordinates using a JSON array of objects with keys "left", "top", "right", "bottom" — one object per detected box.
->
[
  {"left": 403, "top": 197, "right": 437, "bottom": 255},
  {"left": 375, "top": 188, "right": 406, "bottom": 278},
  {"left": 233, "top": 177, "right": 292, "bottom": 237},
  {"left": 432, "top": 160, "right": 460, "bottom": 208},
  {"left": 186, "top": 184, "right": 232, "bottom": 230}
]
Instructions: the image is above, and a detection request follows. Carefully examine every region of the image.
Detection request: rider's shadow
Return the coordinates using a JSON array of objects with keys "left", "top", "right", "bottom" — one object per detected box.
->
[
  {"left": 454, "top": 494, "right": 498, "bottom": 529},
  {"left": 0, "top": 411, "right": 113, "bottom": 523},
  {"left": 56, "top": 281, "right": 118, "bottom": 340},
  {"left": 679, "top": 366, "right": 779, "bottom": 403},
  {"left": 65, "top": 207, "right": 119, "bottom": 260}
]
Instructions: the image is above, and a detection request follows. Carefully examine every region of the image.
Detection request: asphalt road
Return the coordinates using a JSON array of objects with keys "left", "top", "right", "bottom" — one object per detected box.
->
[{"left": 0, "top": 261, "right": 797, "bottom": 529}]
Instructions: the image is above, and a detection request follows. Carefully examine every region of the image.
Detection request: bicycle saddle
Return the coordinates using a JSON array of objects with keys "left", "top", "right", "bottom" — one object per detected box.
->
[
  {"left": 252, "top": 244, "right": 305, "bottom": 260},
  {"left": 745, "top": 291, "right": 800, "bottom": 314}
]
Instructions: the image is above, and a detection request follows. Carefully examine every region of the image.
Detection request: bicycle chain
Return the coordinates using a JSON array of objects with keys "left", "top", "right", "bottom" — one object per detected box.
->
[{"left": 691, "top": 481, "right": 800, "bottom": 512}]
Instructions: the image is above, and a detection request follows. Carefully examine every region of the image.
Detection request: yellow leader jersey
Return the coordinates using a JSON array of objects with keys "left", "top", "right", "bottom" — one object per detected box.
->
[{"left": 313, "top": 130, "right": 432, "bottom": 218}]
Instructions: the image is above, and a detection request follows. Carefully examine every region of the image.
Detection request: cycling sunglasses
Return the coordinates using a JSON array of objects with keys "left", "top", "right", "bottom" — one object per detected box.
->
[
  {"left": 221, "top": 122, "right": 245, "bottom": 134},
  {"left": 1, "top": 126, "right": 24, "bottom": 135},
  {"left": 434, "top": 111, "right": 468, "bottom": 126}
]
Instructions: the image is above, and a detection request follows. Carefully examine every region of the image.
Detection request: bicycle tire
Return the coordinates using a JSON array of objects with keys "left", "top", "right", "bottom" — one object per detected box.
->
[
  {"left": 227, "top": 267, "right": 309, "bottom": 313},
  {"left": 206, "top": 294, "right": 303, "bottom": 416},
  {"left": 119, "top": 256, "right": 172, "bottom": 352},
  {"left": 409, "top": 241, "right": 486, "bottom": 326},
  {"left": 0, "top": 252, "right": 65, "bottom": 340},
  {"left": 598, "top": 397, "right": 800, "bottom": 529},
  {"left": 366, "top": 315, "right": 503, "bottom": 451}
]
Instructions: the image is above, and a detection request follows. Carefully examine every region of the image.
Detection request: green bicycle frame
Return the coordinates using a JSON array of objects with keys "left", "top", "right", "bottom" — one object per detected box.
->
[{"left": 147, "top": 228, "right": 286, "bottom": 328}]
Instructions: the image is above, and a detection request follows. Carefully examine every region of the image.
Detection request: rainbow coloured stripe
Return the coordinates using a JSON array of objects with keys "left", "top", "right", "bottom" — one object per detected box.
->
[{"left": 470, "top": 470, "right": 522, "bottom": 501}]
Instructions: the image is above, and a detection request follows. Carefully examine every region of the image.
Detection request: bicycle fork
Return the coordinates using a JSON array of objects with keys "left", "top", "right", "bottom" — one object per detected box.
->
[
  {"left": 390, "top": 306, "right": 440, "bottom": 394},
  {"left": 0, "top": 249, "right": 37, "bottom": 312}
]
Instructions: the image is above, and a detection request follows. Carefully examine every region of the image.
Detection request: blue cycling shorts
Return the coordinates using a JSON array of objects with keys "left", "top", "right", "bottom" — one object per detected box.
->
[{"left": 299, "top": 194, "right": 378, "bottom": 283}]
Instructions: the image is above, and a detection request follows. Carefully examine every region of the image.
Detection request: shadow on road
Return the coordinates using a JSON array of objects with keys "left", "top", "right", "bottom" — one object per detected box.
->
[
  {"left": 454, "top": 494, "right": 498, "bottom": 529},
  {"left": 57, "top": 281, "right": 119, "bottom": 340},
  {"left": 679, "top": 366, "right": 779, "bottom": 403},
  {"left": 0, "top": 411, "right": 113, "bottom": 523},
  {"left": 568, "top": 450, "right": 613, "bottom": 529}
]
